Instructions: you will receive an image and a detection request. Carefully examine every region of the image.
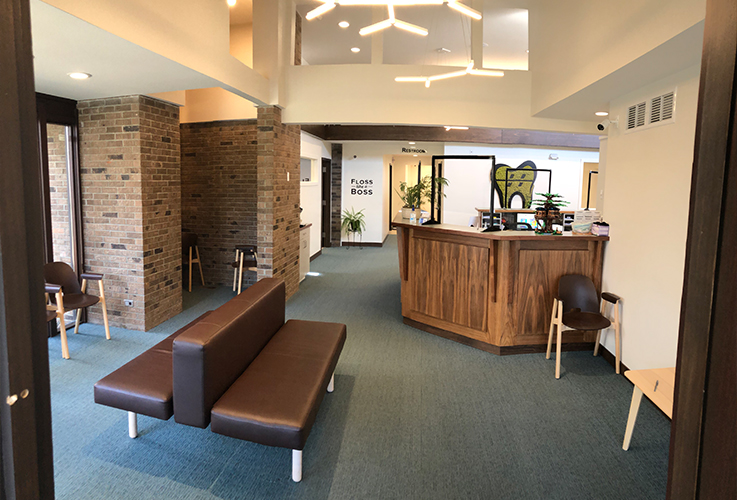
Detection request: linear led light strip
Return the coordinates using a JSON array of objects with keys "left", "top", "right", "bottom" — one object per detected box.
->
[
  {"left": 396, "top": 62, "right": 504, "bottom": 87},
  {"left": 305, "top": 1, "right": 483, "bottom": 36}
]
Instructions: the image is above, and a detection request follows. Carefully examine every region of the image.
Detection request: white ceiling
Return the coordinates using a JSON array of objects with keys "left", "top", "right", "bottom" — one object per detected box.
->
[
  {"left": 31, "top": 0, "right": 219, "bottom": 101},
  {"left": 296, "top": 1, "right": 528, "bottom": 69}
]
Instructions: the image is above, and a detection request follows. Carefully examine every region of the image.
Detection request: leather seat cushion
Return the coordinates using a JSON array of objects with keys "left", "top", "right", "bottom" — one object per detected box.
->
[
  {"left": 562, "top": 310, "right": 611, "bottom": 331},
  {"left": 93, "top": 311, "right": 212, "bottom": 420},
  {"left": 210, "top": 319, "right": 346, "bottom": 450},
  {"left": 62, "top": 293, "right": 99, "bottom": 310}
]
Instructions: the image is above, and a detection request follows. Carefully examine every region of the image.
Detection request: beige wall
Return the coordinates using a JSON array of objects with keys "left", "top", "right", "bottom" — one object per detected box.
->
[
  {"left": 530, "top": 0, "right": 705, "bottom": 115},
  {"left": 179, "top": 88, "right": 257, "bottom": 123},
  {"left": 599, "top": 64, "right": 700, "bottom": 370},
  {"left": 42, "top": 0, "right": 269, "bottom": 103},
  {"left": 230, "top": 23, "right": 253, "bottom": 68},
  {"left": 282, "top": 64, "right": 596, "bottom": 133}
]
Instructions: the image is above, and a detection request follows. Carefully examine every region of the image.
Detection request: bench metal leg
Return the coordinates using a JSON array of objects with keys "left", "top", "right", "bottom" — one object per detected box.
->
[
  {"left": 292, "top": 449, "right": 302, "bottom": 482},
  {"left": 327, "top": 373, "right": 334, "bottom": 393},
  {"left": 128, "top": 412, "right": 138, "bottom": 439}
]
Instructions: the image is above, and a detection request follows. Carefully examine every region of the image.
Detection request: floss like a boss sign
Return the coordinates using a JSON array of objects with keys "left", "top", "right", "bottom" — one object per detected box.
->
[{"left": 350, "top": 178, "right": 374, "bottom": 196}]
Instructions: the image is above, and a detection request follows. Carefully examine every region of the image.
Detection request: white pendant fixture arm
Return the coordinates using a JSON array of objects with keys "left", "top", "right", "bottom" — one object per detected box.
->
[{"left": 394, "top": 61, "right": 503, "bottom": 87}]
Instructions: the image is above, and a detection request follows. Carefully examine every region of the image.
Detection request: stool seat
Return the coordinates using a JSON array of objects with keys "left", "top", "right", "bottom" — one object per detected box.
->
[{"left": 233, "top": 245, "right": 259, "bottom": 294}]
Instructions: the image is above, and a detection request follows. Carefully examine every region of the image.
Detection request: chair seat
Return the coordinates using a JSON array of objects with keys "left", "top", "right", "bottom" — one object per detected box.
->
[
  {"left": 562, "top": 310, "right": 611, "bottom": 331},
  {"left": 62, "top": 293, "right": 99, "bottom": 310}
]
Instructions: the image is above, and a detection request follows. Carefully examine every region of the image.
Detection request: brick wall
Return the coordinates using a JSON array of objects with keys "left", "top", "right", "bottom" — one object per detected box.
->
[
  {"left": 180, "top": 120, "right": 258, "bottom": 287},
  {"left": 139, "top": 96, "right": 182, "bottom": 329},
  {"left": 47, "top": 123, "right": 72, "bottom": 265},
  {"left": 78, "top": 95, "right": 182, "bottom": 331},
  {"left": 257, "top": 106, "right": 301, "bottom": 298},
  {"left": 331, "top": 143, "right": 343, "bottom": 246}
]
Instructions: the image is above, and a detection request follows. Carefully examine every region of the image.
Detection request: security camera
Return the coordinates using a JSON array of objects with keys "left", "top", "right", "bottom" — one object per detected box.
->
[{"left": 597, "top": 117, "right": 618, "bottom": 131}]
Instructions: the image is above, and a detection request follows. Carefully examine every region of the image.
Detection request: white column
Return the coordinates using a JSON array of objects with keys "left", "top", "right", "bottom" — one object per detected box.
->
[
  {"left": 128, "top": 412, "right": 138, "bottom": 439},
  {"left": 292, "top": 449, "right": 303, "bottom": 482}
]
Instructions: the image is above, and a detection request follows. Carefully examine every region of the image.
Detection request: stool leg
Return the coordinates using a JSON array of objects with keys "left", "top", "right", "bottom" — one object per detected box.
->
[
  {"left": 614, "top": 302, "right": 621, "bottom": 374},
  {"left": 233, "top": 250, "right": 239, "bottom": 292},
  {"left": 546, "top": 298, "right": 556, "bottom": 359},
  {"left": 292, "top": 449, "right": 302, "bottom": 482},
  {"left": 188, "top": 246, "right": 193, "bottom": 292},
  {"left": 196, "top": 245, "right": 205, "bottom": 286},
  {"left": 237, "top": 253, "right": 244, "bottom": 295},
  {"left": 623, "top": 386, "right": 643, "bottom": 450}
]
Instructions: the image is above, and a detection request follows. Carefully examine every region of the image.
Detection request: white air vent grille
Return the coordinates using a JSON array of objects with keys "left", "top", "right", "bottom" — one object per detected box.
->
[
  {"left": 625, "top": 89, "right": 676, "bottom": 133},
  {"left": 627, "top": 101, "right": 647, "bottom": 130},
  {"left": 650, "top": 91, "right": 675, "bottom": 123}
]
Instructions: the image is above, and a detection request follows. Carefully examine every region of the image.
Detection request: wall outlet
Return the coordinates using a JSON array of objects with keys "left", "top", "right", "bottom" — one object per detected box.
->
[{"left": 124, "top": 300, "right": 133, "bottom": 307}]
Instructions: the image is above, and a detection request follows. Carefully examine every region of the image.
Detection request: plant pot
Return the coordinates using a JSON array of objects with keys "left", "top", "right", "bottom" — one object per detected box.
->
[{"left": 402, "top": 207, "right": 414, "bottom": 219}]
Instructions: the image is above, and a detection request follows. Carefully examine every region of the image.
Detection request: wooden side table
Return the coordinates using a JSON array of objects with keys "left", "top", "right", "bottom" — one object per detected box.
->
[{"left": 622, "top": 367, "right": 676, "bottom": 450}]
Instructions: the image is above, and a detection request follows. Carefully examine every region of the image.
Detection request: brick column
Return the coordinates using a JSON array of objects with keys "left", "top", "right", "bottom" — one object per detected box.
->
[
  {"left": 257, "top": 106, "right": 301, "bottom": 298},
  {"left": 331, "top": 143, "right": 343, "bottom": 246},
  {"left": 78, "top": 95, "right": 182, "bottom": 331}
]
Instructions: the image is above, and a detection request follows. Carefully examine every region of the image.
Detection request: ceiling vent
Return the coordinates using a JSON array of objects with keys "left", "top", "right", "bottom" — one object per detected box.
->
[{"left": 626, "top": 89, "right": 676, "bottom": 132}]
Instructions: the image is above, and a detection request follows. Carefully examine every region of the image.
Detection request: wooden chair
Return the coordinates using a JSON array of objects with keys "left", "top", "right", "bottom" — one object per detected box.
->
[
  {"left": 546, "top": 274, "right": 621, "bottom": 379},
  {"left": 183, "top": 233, "right": 205, "bottom": 292},
  {"left": 44, "top": 262, "right": 110, "bottom": 360},
  {"left": 232, "top": 245, "right": 258, "bottom": 294}
]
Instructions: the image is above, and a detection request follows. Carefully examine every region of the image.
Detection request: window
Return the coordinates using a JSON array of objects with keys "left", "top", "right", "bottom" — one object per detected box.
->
[{"left": 301, "top": 157, "right": 315, "bottom": 183}]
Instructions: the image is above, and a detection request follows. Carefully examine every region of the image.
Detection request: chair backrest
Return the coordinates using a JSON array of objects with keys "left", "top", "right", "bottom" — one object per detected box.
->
[
  {"left": 182, "top": 233, "right": 198, "bottom": 252},
  {"left": 44, "top": 262, "right": 81, "bottom": 294},
  {"left": 558, "top": 274, "right": 599, "bottom": 313},
  {"left": 172, "top": 278, "right": 285, "bottom": 428}
]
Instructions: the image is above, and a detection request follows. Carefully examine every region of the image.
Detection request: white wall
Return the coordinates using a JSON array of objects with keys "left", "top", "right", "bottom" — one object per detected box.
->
[
  {"left": 341, "top": 143, "right": 390, "bottom": 244},
  {"left": 442, "top": 144, "right": 599, "bottom": 226},
  {"left": 599, "top": 64, "right": 700, "bottom": 370},
  {"left": 300, "top": 132, "right": 330, "bottom": 257},
  {"left": 530, "top": 0, "right": 705, "bottom": 115}
]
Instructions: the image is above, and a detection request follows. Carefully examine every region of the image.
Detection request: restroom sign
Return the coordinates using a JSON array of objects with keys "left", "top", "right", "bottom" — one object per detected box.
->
[{"left": 350, "top": 178, "right": 374, "bottom": 196}]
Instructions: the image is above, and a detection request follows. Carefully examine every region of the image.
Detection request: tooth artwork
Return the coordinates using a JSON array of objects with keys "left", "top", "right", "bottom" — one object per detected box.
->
[{"left": 493, "top": 160, "right": 538, "bottom": 209}]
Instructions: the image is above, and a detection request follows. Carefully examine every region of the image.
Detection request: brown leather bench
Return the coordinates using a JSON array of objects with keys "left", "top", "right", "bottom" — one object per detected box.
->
[{"left": 94, "top": 278, "right": 346, "bottom": 482}]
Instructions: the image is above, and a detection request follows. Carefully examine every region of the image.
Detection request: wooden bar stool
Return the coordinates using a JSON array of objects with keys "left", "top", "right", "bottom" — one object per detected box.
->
[
  {"left": 183, "top": 233, "right": 205, "bottom": 292},
  {"left": 232, "top": 245, "right": 258, "bottom": 295},
  {"left": 546, "top": 274, "right": 621, "bottom": 379}
]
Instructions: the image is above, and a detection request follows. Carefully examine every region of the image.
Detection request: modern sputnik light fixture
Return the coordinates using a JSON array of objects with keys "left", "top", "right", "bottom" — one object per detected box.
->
[
  {"left": 305, "top": 1, "right": 482, "bottom": 37},
  {"left": 396, "top": 61, "right": 503, "bottom": 88}
]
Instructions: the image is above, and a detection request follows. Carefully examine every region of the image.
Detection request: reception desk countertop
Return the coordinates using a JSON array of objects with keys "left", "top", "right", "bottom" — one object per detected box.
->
[{"left": 392, "top": 215, "right": 609, "bottom": 354}]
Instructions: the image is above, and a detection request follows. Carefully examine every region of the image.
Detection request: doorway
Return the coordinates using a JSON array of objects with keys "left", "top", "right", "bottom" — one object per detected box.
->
[
  {"left": 388, "top": 154, "right": 432, "bottom": 225},
  {"left": 36, "top": 94, "right": 84, "bottom": 334}
]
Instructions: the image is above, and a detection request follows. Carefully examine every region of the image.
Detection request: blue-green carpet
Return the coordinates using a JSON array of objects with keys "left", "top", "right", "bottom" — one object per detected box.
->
[{"left": 49, "top": 236, "right": 670, "bottom": 499}]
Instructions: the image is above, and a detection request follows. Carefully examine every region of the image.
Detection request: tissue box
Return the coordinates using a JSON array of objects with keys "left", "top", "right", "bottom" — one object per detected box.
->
[{"left": 592, "top": 222, "right": 610, "bottom": 236}]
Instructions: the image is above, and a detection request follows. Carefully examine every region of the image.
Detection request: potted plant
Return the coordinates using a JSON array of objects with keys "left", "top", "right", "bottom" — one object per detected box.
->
[
  {"left": 396, "top": 176, "right": 449, "bottom": 219},
  {"left": 341, "top": 207, "right": 367, "bottom": 247},
  {"left": 531, "top": 193, "right": 569, "bottom": 234}
]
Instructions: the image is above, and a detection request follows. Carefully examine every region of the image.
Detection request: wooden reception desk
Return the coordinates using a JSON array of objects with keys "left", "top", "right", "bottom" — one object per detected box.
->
[{"left": 393, "top": 215, "right": 609, "bottom": 355}]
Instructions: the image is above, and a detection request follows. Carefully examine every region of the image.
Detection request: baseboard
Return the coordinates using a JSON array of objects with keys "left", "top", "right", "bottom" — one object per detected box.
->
[
  {"left": 599, "top": 346, "right": 631, "bottom": 374},
  {"left": 341, "top": 241, "right": 383, "bottom": 247},
  {"left": 310, "top": 250, "right": 322, "bottom": 261},
  {"left": 403, "top": 317, "right": 596, "bottom": 356}
]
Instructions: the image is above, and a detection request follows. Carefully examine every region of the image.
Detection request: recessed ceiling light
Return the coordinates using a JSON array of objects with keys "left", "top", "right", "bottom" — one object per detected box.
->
[
  {"left": 68, "top": 72, "right": 92, "bottom": 80},
  {"left": 339, "top": 21, "right": 350, "bottom": 28},
  {"left": 595, "top": 111, "right": 609, "bottom": 116},
  {"left": 409, "top": 142, "right": 416, "bottom": 145},
  {"left": 351, "top": 47, "right": 360, "bottom": 53},
  {"left": 413, "top": 154, "right": 418, "bottom": 157},
  {"left": 227, "top": 0, "right": 236, "bottom": 6}
]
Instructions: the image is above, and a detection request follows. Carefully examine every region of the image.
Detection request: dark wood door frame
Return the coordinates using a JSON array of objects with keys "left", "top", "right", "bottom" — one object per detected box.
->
[
  {"left": 0, "top": 0, "right": 56, "bottom": 497},
  {"left": 667, "top": 0, "right": 737, "bottom": 497},
  {"left": 321, "top": 157, "right": 332, "bottom": 248}
]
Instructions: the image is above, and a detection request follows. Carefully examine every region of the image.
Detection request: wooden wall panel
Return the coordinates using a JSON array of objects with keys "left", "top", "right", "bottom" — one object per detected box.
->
[
  {"left": 409, "top": 237, "right": 489, "bottom": 331},
  {"left": 515, "top": 249, "right": 592, "bottom": 338}
]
